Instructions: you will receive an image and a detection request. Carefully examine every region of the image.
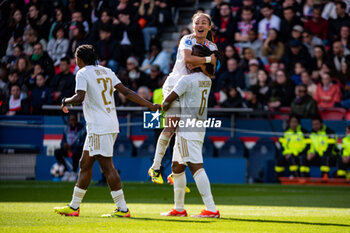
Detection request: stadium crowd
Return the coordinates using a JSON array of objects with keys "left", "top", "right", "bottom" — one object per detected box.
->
[{"left": 2, "top": 0, "right": 350, "bottom": 115}]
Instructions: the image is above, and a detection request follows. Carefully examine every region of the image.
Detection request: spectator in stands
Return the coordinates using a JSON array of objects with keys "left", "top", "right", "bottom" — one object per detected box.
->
[
  {"left": 217, "top": 58, "right": 245, "bottom": 91},
  {"left": 70, "top": 11, "right": 89, "bottom": 36},
  {"left": 114, "top": 10, "right": 145, "bottom": 64},
  {"left": 290, "top": 84, "right": 318, "bottom": 119},
  {"left": 0, "top": 84, "right": 29, "bottom": 115},
  {"left": 331, "top": 40, "right": 350, "bottom": 75},
  {"left": 124, "top": 56, "right": 147, "bottom": 90},
  {"left": 337, "top": 125, "right": 350, "bottom": 178},
  {"left": 114, "top": 0, "right": 138, "bottom": 20},
  {"left": 5, "top": 31, "right": 24, "bottom": 61},
  {"left": 261, "top": 28, "right": 285, "bottom": 64},
  {"left": 241, "top": 47, "right": 264, "bottom": 73},
  {"left": 140, "top": 39, "right": 169, "bottom": 75},
  {"left": 210, "top": 0, "right": 224, "bottom": 23},
  {"left": 312, "top": 45, "right": 328, "bottom": 71},
  {"left": 48, "top": 8, "right": 70, "bottom": 41},
  {"left": 54, "top": 113, "right": 86, "bottom": 182},
  {"left": 14, "top": 56, "right": 31, "bottom": 88},
  {"left": 290, "top": 24, "right": 303, "bottom": 42},
  {"left": 26, "top": 4, "right": 50, "bottom": 40},
  {"left": 8, "top": 9, "right": 25, "bottom": 43},
  {"left": 268, "top": 69, "right": 295, "bottom": 109},
  {"left": 139, "top": 64, "right": 163, "bottom": 91},
  {"left": 314, "top": 72, "right": 342, "bottom": 108},
  {"left": 213, "top": 2, "right": 236, "bottom": 50},
  {"left": 241, "top": 29, "right": 262, "bottom": 57},
  {"left": 304, "top": 5, "right": 329, "bottom": 41},
  {"left": 2, "top": 45, "right": 23, "bottom": 71},
  {"left": 291, "top": 62, "right": 306, "bottom": 85},
  {"left": 235, "top": 6, "right": 257, "bottom": 49},
  {"left": 245, "top": 59, "right": 259, "bottom": 88},
  {"left": 137, "top": 86, "right": 151, "bottom": 101},
  {"left": 156, "top": 0, "right": 173, "bottom": 29},
  {"left": 339, "top": 25, "right": 350, "bottom": 55},
  {"left": 49, "top": 57, "right": 75, "bottom": 105},
  {"left": 67, "top": 23, "right": 89, "bottom": 59},
  {"left": 22, "top": 28, "right": 47, "bottom": 56},
  {"left": 47, "top": 26, "right": 69, "bottom": 66},
  {"left": 302, "top": 30, "right": 323, "bottom": 57},
  {"left": 220, "top": 86, "right": 244, "bottom": 108},
  {"left": 242, "top": 86, "right": 266, "bottom": 110},
  {"left": 89, "top": 9, "right": 113, "bottom": 45},
  {"left": 279, "top": 6, "right": 302, "bottom": 43},
  {"left": 4, "top": 70, "right": 28, "bottom": 98},
  {"left": 301, "top": 117, "right": 338, "bottom": 178},
  {"left": 258, "top": 3, "right": 281, "bottom": 41},
  {"left": 302, "top": 0, "right": 313, "bottom": 19},
  {"left": 329, "top": 1, "right": 350, "bottom": 42},
  {"left": 96, "top": 25, "right": 121, "bottom": 73},
  {"left": 252, "top": 69, "right": 271, "bottom": 106},
  {"left": 30, "top": 73, "right": 52, "bottom": 115},
  {"left": 269, "top": 62, "right": 279, "bottom": 81},
  {"left": 281, "top": 39, "right": 312, "bottom": 73},
  {"left": 30, "top": 42, "right": 55, "bottom": 78},
  {"left": 301, "top": 71, "right": 317, "bottom": 97},
  {"left": 138, "top": 0, "right": 159, "bottom": 52},
  {"left": 275, "top": 116, "right": 308, "bottom": 178},
  {"left": 235, "top": 0, "right": 259, "bottom": 22},
  {"left": 218, "top": 44, "right": 241, "bottom": 76},
  {"left": 26, "top": 64, "right": 45, "bottom": 92}
]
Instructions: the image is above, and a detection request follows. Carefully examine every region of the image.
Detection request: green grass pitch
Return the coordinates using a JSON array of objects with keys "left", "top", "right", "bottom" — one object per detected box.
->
[{"left": 0, "top": 181, "right": 350, "bottom": 233}]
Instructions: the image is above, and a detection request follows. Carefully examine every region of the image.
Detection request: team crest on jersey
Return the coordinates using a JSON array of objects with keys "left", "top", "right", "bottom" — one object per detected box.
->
[{"left": 185, "top": 39, "right": 192, "bottom": 46}]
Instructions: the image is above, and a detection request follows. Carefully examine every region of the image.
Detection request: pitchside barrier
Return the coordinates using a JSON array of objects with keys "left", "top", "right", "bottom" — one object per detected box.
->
[{"left": 0, "top": 106, "right": 347, "bottom": 183}]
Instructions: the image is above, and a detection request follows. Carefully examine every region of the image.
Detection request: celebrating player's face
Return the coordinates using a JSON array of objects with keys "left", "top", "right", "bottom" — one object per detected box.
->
[{"left": 193, "top": 15, "right": 211, "bottom": 39}]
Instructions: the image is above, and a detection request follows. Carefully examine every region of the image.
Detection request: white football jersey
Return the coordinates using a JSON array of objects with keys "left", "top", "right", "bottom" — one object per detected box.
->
[
  {"left": 75, "top": 65, "right": 121, "bottom": 134},
  {"left": 173, "top": 72, "right": 212, "bottom": 143},
  {"left": 171, "top": 34, "right": 218, "bottom": 79}
]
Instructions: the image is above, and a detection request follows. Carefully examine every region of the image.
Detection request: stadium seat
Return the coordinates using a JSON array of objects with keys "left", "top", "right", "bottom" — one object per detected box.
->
[
  {"left": 320, "top": 108, "right": 345, "bottom": 120},
  {"left": 346, "top": 111, "right": 350, "bottom": 120},
  {"left": 248, "top": 138, "right": 276, "bottom": 183},
  {"left": 218, "top": 138, "right": 245, "bottom": 158},
  {"left": 137, "top": 137, "right": 156, "bottom": 157},
  {"left": 113, "top": 136, "right": 133, "bottom": 157},
  {"left": 202, "top": 137, "right": 214, "bottom": 157}
]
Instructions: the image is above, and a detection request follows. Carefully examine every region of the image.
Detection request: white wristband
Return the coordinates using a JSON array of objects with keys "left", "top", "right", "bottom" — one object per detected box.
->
[{"left": 205, "top": 56, "right": 211, "bottom": 63}]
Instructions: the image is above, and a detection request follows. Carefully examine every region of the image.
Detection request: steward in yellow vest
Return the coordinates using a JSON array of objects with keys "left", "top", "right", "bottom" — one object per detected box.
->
[
  {"left": 337, "top": 125, "right": 350, "bottom": 179},
  {"left": 275, "top": 116, "right": 308, "bottom": 178}
]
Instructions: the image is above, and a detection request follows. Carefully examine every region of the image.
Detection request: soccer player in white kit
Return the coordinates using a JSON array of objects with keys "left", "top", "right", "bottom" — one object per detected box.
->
[
  {"left": 160, "top": 46, "right": 220, "bottom": 218},
  {"left": 54, "top": 45, "right": 160, "bottom": 217},
  {"left": 148, "top": 12, "right": 218, "bottom": 185}
]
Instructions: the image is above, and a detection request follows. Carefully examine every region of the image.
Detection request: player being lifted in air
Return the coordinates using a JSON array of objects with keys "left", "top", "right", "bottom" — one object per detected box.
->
[
  {"left": 148, "top": 12, "right": 218, "bottom": 187},
  {"left": 160, "top": 44, "right": 221, "bottom": 218},
  {"left": 54, "top": 44, "right": 160, "bottom": 217}
]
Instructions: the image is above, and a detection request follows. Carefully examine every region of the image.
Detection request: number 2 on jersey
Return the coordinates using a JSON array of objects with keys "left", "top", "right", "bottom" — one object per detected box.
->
[
  {"left": 198, "top": 89, "right": 208, "bottom": 116},
  {"left": 97, "top": 77, "right": 113, "bottom": 105}
]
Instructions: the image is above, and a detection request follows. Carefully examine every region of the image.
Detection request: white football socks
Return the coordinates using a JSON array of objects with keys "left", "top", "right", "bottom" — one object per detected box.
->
[
  {"left": 69, "top": 186, "right": 86, "bottom": 209},
  {"left": 111, "top": 189, "right": 128, "bottom": 212},
  {"left": 173, "top": 172, "right": 186, "bottom": 212},
  {"left": 152, "top": 134, "right": 171, "bottom": 170},
  {"left": 193, "top": 168, "right": 217, "bottom": 212}
]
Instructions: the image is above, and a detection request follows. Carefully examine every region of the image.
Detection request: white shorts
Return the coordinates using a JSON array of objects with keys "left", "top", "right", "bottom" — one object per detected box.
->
[
  {"left": 172, "top": 134, "right": 203, "bottom": 164},
  {"left": 83, "top": 133, "right": 118, "bottom": 157},
  {"left": 163, "top": 74, "right": 181, "bottom": 117}
]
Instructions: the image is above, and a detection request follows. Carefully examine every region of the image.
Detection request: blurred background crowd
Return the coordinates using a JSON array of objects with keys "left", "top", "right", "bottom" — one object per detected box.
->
[{"left": 1, "top": 0, "right": 350, "bottom": 116}]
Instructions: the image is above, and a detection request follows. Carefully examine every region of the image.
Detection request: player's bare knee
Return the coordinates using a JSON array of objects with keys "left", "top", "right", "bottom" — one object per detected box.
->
[
  {"left": 172, "top": 162, "right": 186, "bottom": 174},
  {"left": 188, "top": 163, "right": 203, "bottom": 175}
]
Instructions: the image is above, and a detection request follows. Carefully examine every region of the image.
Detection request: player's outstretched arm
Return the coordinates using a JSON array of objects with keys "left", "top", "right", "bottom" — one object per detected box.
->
[
  {"left": 162, "top": 92, "right": 179, "bottom": 112},
  {"left": 115, "top": 83, "right": 161, "bottom": 111},
  {"left": 61, "top": 90, "right": 86, "bottom": 113}
]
